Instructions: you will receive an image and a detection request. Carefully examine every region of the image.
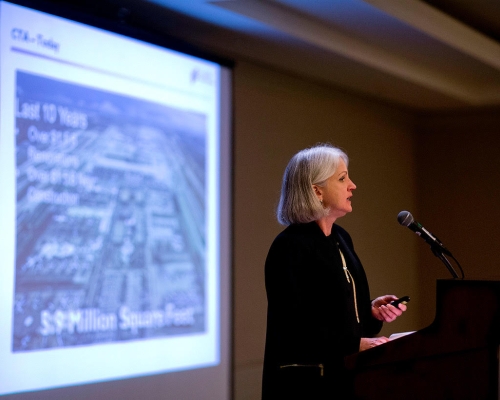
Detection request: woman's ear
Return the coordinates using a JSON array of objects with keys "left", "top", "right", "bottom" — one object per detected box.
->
[{"left": 312, "top": 184, "right": 322, "bottom": 201}]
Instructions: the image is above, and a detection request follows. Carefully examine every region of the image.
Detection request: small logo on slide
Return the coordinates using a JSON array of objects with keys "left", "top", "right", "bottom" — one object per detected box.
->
[{"left": 190, "top": 68, "right": 214, "bottom": 85}]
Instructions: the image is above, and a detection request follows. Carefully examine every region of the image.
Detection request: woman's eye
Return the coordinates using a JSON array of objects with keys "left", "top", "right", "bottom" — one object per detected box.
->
[{"left": 339, "top": 176, "right": 346, "bottom": 182}]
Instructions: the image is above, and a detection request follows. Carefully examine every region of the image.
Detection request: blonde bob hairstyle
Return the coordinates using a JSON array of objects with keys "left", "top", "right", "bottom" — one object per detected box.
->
[{"left": 277, "top": 144, "right": 349, "bottom": 225}]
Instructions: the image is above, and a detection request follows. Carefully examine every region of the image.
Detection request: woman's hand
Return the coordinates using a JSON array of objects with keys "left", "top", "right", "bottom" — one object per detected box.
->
[
  {"left": 359, "top": 337, "right": 389, "bottom": 351},
  {"left": 371, "top": 295, "right": 407, "bottom": 322}
]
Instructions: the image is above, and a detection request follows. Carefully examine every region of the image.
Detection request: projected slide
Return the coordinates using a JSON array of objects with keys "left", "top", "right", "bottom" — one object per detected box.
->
[
  {"left": 14, "top": 71, "right": 206, "bottom": 352},
  {"left": 0, "top": 1, "right": 229, "bottom": 398}
]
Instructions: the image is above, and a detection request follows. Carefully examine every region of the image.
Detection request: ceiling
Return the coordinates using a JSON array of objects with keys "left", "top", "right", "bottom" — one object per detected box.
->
[{"left": 86, "top": 0, "right": 500, "bottom": 111}]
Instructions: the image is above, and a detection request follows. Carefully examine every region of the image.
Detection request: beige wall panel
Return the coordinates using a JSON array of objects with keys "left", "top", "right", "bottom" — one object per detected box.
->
[{"left": 416, "top": 112, "right": 500, "bottom": 327}]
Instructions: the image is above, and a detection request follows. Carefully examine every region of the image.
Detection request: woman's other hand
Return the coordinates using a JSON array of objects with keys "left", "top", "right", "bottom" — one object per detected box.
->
[{"left": 359, "top": 337, "right": 389, "bottom": 351}]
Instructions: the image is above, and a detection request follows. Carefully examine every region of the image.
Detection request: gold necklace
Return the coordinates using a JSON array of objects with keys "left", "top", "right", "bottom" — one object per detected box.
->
[{"left": 338, "top": 247, "right": 360, "bottom": 323}]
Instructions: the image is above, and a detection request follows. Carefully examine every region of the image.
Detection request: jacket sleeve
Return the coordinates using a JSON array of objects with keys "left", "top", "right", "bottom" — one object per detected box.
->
[{"left": 335, "top": 225, "right": 383, "bottom": 338}]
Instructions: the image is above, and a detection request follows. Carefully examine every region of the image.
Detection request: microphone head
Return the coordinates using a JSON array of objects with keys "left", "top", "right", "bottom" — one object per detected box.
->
[{"left": 397, "top": 210, "right": 414, "bottom": 227}]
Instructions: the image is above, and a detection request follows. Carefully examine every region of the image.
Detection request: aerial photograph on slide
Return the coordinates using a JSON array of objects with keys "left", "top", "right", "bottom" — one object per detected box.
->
[{"left": 13, "top": 71, "right": 208, "bottom": 352}]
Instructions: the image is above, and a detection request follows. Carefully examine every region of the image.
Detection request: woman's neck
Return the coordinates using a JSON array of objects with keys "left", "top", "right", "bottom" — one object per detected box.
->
[{"left": 315, "top": 217, "right": 336, "bottom": 236}]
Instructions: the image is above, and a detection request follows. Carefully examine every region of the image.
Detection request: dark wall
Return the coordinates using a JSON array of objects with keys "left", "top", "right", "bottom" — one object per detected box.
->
[{"left": 416, "top": 110, "right": 500, "bottom": 327}]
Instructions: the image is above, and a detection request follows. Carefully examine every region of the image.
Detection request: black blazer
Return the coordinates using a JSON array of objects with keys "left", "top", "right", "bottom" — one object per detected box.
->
[{"left": 262, "top": 222, "right": 382, "bottom": 399}]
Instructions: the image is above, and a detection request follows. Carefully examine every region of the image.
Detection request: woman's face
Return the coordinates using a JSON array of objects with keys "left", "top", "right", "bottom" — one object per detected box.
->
[{"left": 314, "top": 158, "right": 357, "bottom": 219}]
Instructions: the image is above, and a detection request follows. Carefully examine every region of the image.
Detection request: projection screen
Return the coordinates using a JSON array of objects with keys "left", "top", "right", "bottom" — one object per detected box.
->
[{"left": 0, "top": 1, "right": 232, "bottom": 399}]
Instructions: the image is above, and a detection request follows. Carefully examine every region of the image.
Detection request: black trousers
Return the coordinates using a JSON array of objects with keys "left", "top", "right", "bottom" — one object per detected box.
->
[{"left": 263, "top": 365, "right": 354, "bottom": 400}]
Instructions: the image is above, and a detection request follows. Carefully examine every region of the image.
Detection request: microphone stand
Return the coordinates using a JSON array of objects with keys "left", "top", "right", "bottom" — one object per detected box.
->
[{"left": 431, "top": 245, "right": 459, "bottom": 279}]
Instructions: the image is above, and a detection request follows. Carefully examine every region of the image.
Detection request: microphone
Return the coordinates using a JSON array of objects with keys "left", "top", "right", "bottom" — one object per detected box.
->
[{"left": 397, "top": 211, "right": 452, "bottom": 256}]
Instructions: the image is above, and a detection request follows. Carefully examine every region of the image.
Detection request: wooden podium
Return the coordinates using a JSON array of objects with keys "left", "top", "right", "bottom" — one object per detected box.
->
[{"left": 345, "top": 280, "right": 500, "bottom": 399}]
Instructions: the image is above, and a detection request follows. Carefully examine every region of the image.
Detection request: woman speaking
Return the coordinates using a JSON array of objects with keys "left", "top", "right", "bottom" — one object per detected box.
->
[{"left": 262, "top": 144, "right": 407, "bottom": 399}]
